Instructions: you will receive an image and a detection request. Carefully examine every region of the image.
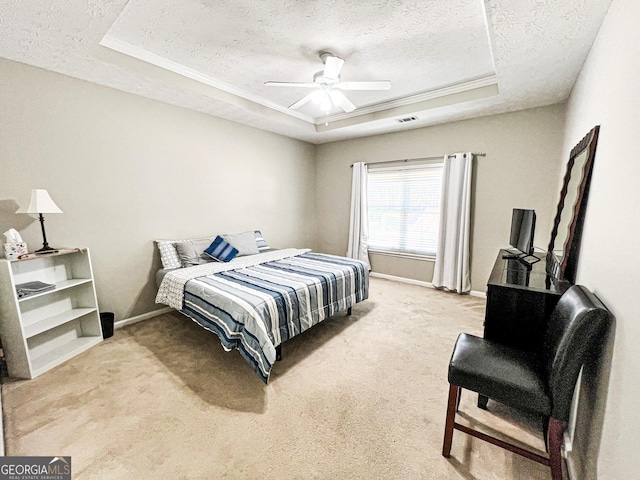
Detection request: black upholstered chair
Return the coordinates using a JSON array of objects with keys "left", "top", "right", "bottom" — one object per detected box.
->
[{"left": 442, "top": 285, "right": 612, "bottom": 480}]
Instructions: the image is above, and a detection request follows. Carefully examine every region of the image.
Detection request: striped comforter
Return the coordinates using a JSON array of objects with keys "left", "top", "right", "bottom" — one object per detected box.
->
[{"left": 158, "top": 250, "right": 369, "bottom": 383}]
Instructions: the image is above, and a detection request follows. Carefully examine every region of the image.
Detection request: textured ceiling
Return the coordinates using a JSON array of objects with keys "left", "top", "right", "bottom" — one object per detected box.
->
[{"left": 0, "top": 0, "right": 612, "bottom": 144}]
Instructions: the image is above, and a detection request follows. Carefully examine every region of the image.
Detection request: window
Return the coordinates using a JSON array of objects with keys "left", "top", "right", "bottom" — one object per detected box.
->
[{"left": 367, "top": 163, "right": 443, "bottom": 256}]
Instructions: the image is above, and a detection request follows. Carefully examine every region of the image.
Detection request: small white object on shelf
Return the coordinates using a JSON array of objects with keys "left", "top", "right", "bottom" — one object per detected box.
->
[
  {"left": 0, "top": 248, "right": 102, "bottom": 379},
  {"left": 3, "top": 229, "right": 27, "bottom": 260}
]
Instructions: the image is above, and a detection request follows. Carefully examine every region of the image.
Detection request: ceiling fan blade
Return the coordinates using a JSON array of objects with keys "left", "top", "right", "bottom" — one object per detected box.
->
[
  {"left": 337, "top": 81, "right": 392, "bottom": 91},
  {"left": 264, "top": 81, "right": 317, "bottom": 88},
  {"left": 289, "top": 92, "right": 316, "bottom": 110},
  {"left": 330, "top": 91, "right": 356, "bottom": 113},
  {"left": 323, "top": 55, "right": 344, "bottom": 80}
]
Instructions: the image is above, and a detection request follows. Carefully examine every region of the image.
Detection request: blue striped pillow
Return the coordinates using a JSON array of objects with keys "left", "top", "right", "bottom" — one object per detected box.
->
[{"left": 204, "top": 236, "right": 238, "bottom": 262}]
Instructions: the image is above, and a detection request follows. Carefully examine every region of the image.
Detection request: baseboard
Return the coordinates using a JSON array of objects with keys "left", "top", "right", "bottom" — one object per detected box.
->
[
  {"left": 114, "top": 307, "right": 173, "bottom": 330},
  {"left": 369, "top": 272, "right": 486, "bottom": 298},
  {"left": 370, "top": 271, "right": 433, "bottom": 288},
  {"left": 469, "top": 289, "right": 486, "bottom": 298},
  {"left": 563, "top": 433, "right": 576, "bottom": 480},
  {"left": 565, "top": 455, "right": 577, "bottom": 480}
]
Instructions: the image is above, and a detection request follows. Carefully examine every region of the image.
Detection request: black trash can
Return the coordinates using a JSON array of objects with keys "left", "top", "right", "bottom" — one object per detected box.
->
[{"left": 100, "top": 312, "right": 115, "bottom": 339}]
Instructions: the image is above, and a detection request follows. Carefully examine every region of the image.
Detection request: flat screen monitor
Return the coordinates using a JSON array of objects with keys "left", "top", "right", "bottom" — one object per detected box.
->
[{"left": 509, "top": 209, "right": 536, "bottom": 256}]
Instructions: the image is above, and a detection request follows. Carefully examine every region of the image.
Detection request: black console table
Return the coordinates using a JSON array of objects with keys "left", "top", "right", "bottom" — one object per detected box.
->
[{"left": 478, "top": 250, "right": 571, "bottom": 408}]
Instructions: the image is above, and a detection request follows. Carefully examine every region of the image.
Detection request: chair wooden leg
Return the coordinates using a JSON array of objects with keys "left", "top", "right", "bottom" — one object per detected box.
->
[
  {"left": 543, "top": 416, "right": 550, "bottom": 453},
  {"left": 443, "top": 384, "right": 560, "bottom": 473},
  {"left": 442, "top": 384, "right": 460, "bottom": 457},
  {"left": 547, "top": 417, "right": 566, "bottom": 480}
]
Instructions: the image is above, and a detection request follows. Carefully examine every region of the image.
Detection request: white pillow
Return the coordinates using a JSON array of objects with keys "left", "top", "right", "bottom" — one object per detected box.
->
[
  {"left": 156, "top": 237, "right": 212, "bottom": 269},
  {"left": 175, "top": 238, "right": 216, "bottom": 267},
  {"left": 221, "top": 231, "right": 260, "bottom": 256}
]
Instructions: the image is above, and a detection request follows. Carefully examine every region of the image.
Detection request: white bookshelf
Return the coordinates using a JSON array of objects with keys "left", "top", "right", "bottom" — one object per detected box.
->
[{"left": 0, "top": 248, "right": 102, "bottom": 379}]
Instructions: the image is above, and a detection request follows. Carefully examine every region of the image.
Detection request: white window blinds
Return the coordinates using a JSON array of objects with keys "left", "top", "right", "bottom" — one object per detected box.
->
[{"left": 367, "top": 163, "right": 443, "bottom": 256}]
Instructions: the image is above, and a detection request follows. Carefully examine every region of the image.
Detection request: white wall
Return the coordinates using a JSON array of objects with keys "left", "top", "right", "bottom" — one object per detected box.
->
[
  {"left": 316, "top": 105, "right": 566, "bottom": 291},
  {"left": 0, "top": 58, "right": 317, "bottom": 322},
  {"left": 560, "top": 0, "right": 640, "bottom": 478}
]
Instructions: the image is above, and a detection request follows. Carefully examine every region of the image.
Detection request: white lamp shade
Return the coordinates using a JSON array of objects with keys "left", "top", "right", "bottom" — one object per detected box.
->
[{"left": 17, "top": 189, "right": 63, "bottom": 214}]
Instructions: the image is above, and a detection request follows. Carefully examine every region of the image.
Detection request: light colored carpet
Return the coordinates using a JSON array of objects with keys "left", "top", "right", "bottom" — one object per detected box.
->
[{"left": 2, "top": 278, "right": 552, "bottom": 479}]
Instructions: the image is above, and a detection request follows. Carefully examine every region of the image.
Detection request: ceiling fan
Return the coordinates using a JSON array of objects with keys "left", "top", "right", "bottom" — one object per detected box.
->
[{"left": 264, "top": 52, "right": 392, "bottom": 114}]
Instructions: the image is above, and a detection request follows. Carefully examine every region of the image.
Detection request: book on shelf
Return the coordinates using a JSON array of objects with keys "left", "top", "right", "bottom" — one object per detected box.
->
[{"left": 15, "top": 281, "right": 56, "bottom": 298}]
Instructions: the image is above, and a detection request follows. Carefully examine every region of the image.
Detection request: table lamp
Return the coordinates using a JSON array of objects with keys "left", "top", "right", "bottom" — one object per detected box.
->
[{"left": 17, "top": 189, "right": 63, "bottom": 253}]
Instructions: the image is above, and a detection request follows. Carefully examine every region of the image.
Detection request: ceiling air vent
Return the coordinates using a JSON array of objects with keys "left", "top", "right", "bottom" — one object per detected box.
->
[{"left": 396, "top": 116, "right": 418, "bottom": 123}]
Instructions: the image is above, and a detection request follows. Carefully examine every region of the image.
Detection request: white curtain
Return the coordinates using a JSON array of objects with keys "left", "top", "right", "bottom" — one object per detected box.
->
[
  {"left": 433, "top": 152, "right": 473, "bottom": 293},
  {"left": 346, "top": 162, "right": 370, "bottom": 268}
]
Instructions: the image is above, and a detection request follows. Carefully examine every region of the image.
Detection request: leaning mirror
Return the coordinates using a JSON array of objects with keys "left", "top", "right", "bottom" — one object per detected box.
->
[{"left": 547, "top": 125, "right": 600, "bottom": 284}]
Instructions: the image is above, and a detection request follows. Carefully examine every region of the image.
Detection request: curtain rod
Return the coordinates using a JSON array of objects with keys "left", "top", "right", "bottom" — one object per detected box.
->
[{"left": 350, "top": 152, "right": 486, "bottom": 168}]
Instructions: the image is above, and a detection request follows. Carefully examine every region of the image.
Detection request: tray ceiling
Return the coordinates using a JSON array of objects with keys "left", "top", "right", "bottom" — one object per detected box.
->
[{"left": 0, "top": 0, "right": 612, "bottom": 144}]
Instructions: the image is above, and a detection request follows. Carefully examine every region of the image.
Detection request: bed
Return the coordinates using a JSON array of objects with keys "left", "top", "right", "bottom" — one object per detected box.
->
[{"left": 155, "top": 233, "right": 369, "bottom": 383}]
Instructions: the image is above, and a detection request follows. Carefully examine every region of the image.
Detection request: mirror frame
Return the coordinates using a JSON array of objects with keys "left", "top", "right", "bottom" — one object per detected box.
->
[{"left": 547, "top": 125, "right": 600, "bottom": 284}]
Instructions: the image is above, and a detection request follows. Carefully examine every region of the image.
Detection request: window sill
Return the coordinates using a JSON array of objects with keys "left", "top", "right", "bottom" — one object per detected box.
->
[{"left": 368, "top": 249, "right": 436, "bottom": 262}]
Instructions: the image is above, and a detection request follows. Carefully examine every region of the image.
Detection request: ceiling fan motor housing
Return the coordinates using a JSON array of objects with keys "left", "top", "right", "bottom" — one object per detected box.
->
[
  {"left": 313, "top": 70, "right": 339, "bottom": 87},
  {"left": 319, "top": 51, "right": 335, "bottom": 63}
]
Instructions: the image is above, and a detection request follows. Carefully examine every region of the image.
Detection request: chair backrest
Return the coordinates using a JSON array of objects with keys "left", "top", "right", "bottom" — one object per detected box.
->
[{"left": 543, "top": 285, "right": 612, "bottom": 421}]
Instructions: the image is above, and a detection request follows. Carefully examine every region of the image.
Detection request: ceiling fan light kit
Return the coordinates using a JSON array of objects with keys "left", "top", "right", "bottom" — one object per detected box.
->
[{"left": 265, "top": 52, "right": 392, "bottom": 115}]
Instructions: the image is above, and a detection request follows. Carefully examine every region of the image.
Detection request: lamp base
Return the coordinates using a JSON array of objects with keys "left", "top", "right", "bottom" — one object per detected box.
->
[
  {"left": 35, "top": 214, "right": 58, "bottom": 255},
  {"left": 35, "top": 246, "right": 58, "bottom": 255}
]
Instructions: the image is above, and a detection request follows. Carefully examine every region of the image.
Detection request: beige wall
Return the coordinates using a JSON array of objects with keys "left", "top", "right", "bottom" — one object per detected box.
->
[
  {"left": 0, "top": 58, "right": 317, "bottom": 322},
  {"left": 315, "top": 105, "right": 567, "bottom": 292},
  {"left": 559, "top": 0, "right": 639, "bottom": 478}
]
